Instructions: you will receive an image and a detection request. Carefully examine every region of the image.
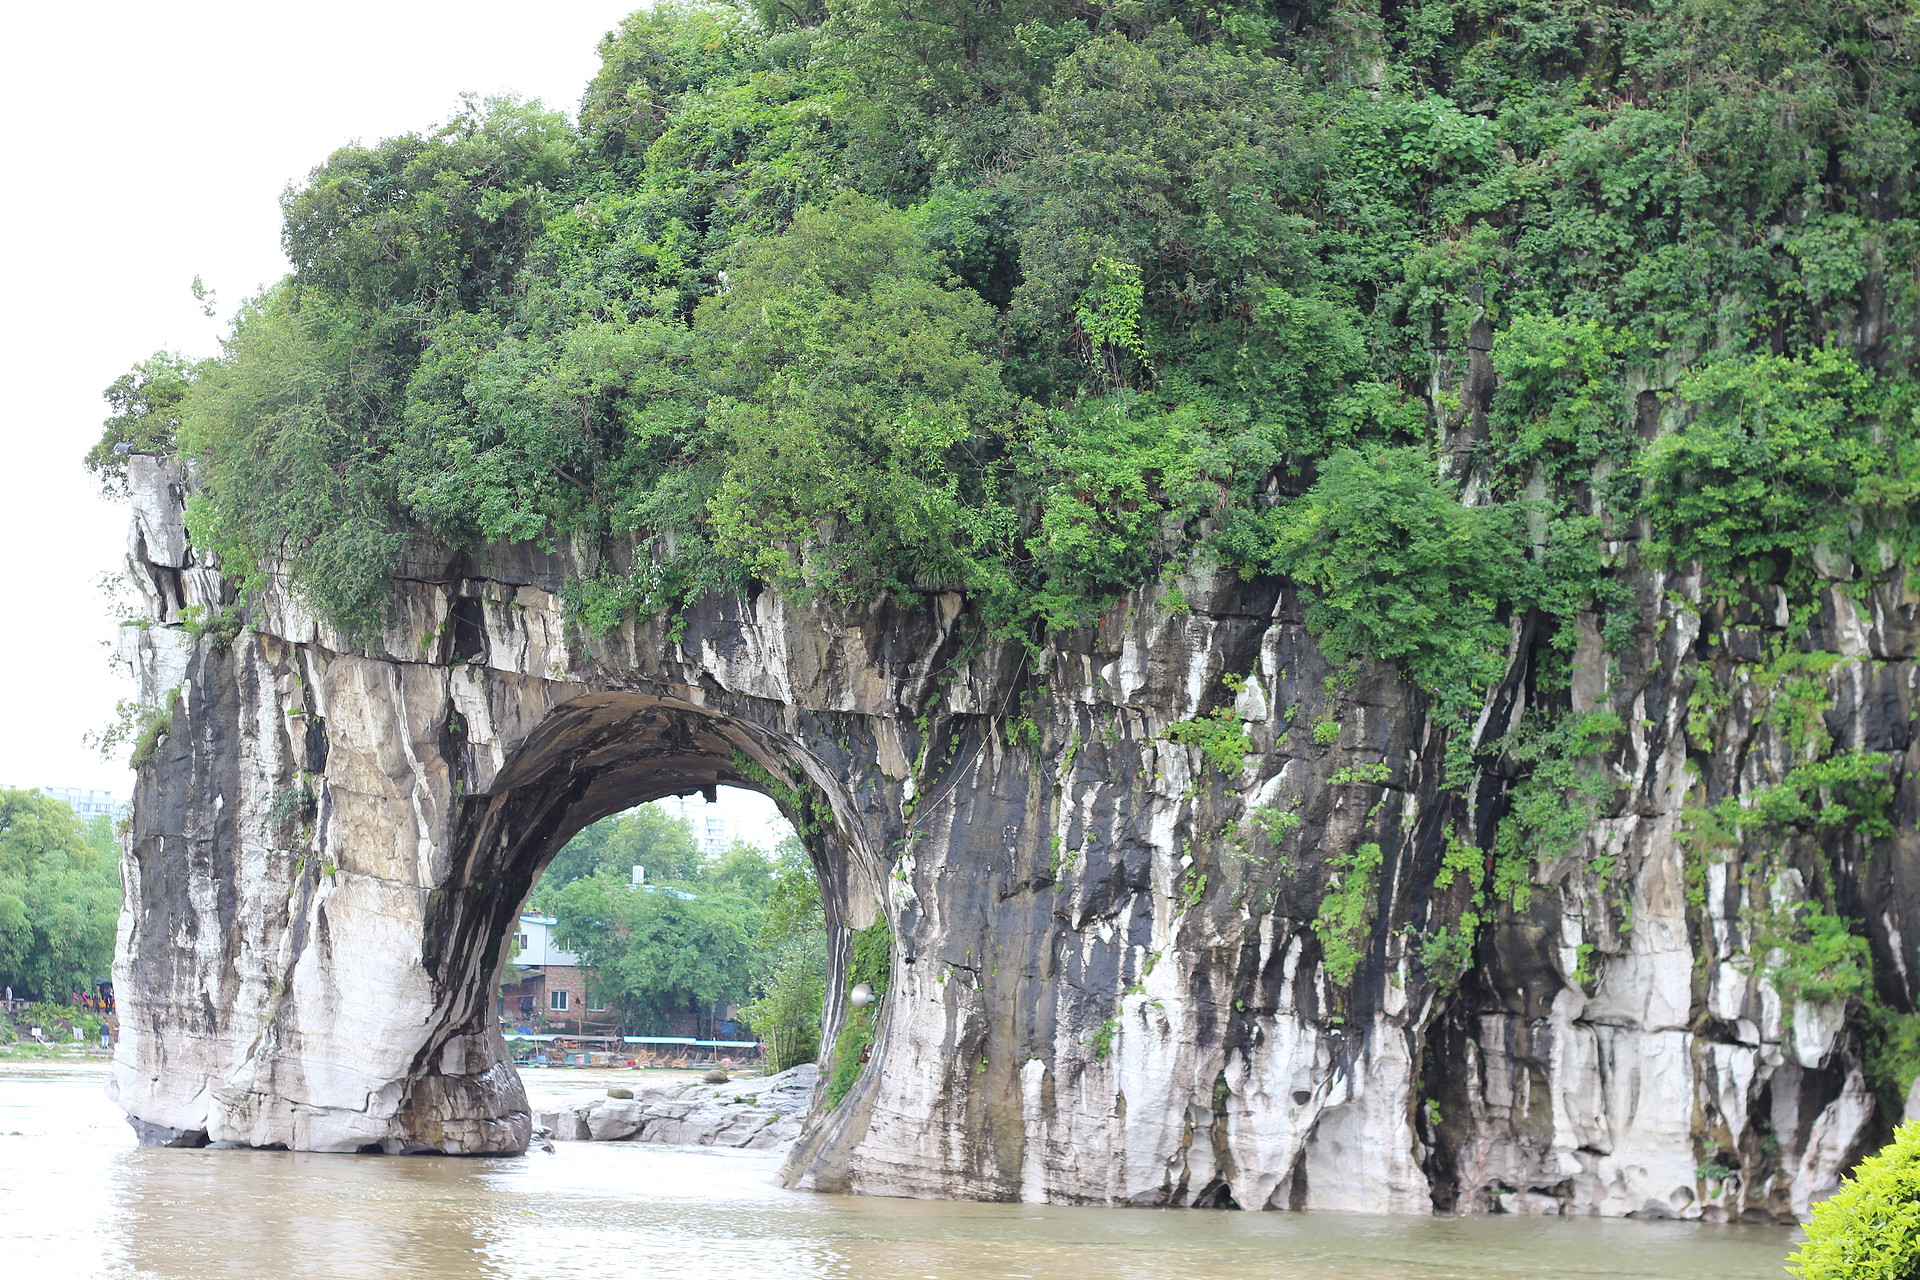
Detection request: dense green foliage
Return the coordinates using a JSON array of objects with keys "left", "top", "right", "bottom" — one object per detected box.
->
[
  {"left": 530, "top": 805, "right": 826, "bottom": 1042},
  {"left": 0, "top": 792, "right": 121, "bottom": 1002},
  {"left": 1790, "top": 1121, "right": 1920, "bottom": 1279},
  {"left": 737, "top": 839, "right": 829, "bottom": 1071},
  {"left": 542, "top": 864, "right": 759, "bottom": 1030},
  {"left": 94, "top": 0, "right": 1920, "bottom": 674}
]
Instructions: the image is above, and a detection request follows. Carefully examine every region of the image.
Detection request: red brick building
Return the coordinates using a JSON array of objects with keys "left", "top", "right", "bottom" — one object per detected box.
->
[{"left": 498, "top": 915, "right": 617, "bottom": 1035}]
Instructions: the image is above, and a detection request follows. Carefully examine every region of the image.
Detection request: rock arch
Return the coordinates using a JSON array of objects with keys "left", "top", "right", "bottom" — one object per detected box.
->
[
  {"left": 111, "top": 457, "right": 1917, "bottom": 1218},
  {"left": 406, "top": 689, "right": 886, "bottom": 1155},
  {"left": 112, "top": 460, "right": 910, "bottom": 1160}
]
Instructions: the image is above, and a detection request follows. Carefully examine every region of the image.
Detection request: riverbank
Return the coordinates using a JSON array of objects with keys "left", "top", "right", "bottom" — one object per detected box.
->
[
  {"left": 535, "top": 1062, "right": 816, "bottom": 1148},
  {"left": 0, "top": 1042, "right": 111, "bottom": 1062}
]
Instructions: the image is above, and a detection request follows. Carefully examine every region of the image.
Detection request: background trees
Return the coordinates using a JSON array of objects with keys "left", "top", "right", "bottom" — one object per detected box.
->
[
  {"left": 532, "top": 803, "right": 704, "bottom": 893},
  {"left": 543, "top": 865, "right": 759, "bottom": 1031},
  {"left": 0, "top": 790, "right": 121, "bottom": 1002},
  {"left": 528, "top": 805, "right": 827, "bottom": 1047}
]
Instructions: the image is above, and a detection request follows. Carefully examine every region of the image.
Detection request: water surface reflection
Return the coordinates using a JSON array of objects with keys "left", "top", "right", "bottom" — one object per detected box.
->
[{"left": 2, "top": 1065, "right": 1797, "bottom": 1278}]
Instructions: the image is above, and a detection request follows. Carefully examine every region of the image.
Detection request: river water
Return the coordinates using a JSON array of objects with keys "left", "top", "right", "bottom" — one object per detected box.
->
[{"left": 0, "top": 1063, "right": 1798, "bottom": 1278}]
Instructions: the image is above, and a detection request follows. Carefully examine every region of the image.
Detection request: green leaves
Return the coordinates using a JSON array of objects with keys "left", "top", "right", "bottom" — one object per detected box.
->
[
  {"left": 83, "top": 352, "right": 201, "bottom": 493},
  {"left": 1165, "top": 706, "right": 1252, "bottom": 775},
  {"left": 547, "top": 866, "right": 759, "bottom": 1031},
  {"left": 178, "top": 289, "right": 408, "bottom": 636},
  {"left": 534, "top": 805, "right": 702, "bottom": 902},
  {"left": 697, "top": 192, "right": 1020, "bottom": 605},
  {"left": 1764, "top": 904, "right": 1877, "bottom": 1009},
  {"left": 1789, "top": 1121, "right": 1920, "bottom": 1280},
  {"left": 1639, "top": 347, "right": 1891, "bottom": 582},
  {"left": 1683, "top": 750, "right": 1896, "bottom": 851},
  {"left": 534, "top": 809, "right": 830, "bottom": 1052},
  {"left": 1260, "top": 447, "right": 1525, "bottom": 718},
  {"left": 1073, "top": 257, "right": 1148, "bottom": 385},
  {"left": 283, "top": 95, "right": 575, "bottom": 315},
  {"left": 1488, "top": 710, "right": 1626, "bottom": 910},
  {"left": 1488, "top": 314, "right": 1626, "bottom": 468},
  {"left": 1315, "top": 842, "right": 1384, "bottom": 987},
  {"left": 0, "top": 792, "right": 120, "bottom": 1002}
]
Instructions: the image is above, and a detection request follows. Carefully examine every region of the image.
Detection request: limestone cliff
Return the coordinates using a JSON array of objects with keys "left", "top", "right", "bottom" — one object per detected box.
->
[{"left": 110, "top": 453, "right": 1917, "bottom": 1221}]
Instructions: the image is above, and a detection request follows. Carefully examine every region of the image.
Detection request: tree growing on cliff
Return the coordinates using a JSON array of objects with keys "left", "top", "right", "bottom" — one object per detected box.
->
[{"left": 0, "top": 791, "right": 120, "bottom": 1002}]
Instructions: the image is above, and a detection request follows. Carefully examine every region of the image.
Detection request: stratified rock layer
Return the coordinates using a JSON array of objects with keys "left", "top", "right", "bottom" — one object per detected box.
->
[{"left": 111, "top": 455, "right": 1919, "bottom": 1219}]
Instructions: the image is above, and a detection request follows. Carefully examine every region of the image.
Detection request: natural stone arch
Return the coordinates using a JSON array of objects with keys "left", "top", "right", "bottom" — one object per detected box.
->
[
  {"left": 111, "top": 457, "right": 1919, "bottom": 1219},
  {"left": 410, "top": 690, "right": 885, "bottom": 1156},
  {"left": 111, "top": 461, "right": 919, "bottom": 1160}
]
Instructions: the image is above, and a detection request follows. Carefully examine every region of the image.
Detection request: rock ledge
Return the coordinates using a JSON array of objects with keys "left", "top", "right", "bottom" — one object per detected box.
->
[{"left": 536, "top": 1064, "right": 817, "bottom": 1150}]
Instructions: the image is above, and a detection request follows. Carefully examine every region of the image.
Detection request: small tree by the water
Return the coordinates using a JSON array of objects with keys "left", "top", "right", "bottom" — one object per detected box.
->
[{"left": 739, "top": 842, "right": 828, "bottom": 1072}]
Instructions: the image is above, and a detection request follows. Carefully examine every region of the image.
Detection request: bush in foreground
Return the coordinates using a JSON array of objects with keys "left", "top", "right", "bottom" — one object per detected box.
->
[{"left": 1790, "top": 1122, "right": 1920, "bottom": 1279}]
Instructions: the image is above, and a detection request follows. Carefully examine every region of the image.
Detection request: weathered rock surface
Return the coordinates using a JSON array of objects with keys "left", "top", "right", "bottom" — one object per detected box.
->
[
  {"left": 109, "top": 453, "right": 1920, "bottom": 1220},
  {"left": 535, "top": 1064, "right": 816, "bottom": 1148}
]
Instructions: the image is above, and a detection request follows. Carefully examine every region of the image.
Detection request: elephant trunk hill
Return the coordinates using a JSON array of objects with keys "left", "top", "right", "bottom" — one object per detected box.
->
[
  {"left": 98, "top": 0, "right": 1920, "bottom": 1225},
  {"left": 112, "top": 452, "right": 1918, "bottom": 1220}
]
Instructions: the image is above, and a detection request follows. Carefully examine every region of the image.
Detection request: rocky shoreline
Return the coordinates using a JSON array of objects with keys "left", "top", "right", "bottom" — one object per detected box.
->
[{"left": 534, "top": 1064, "right": 816, "bottom": 1150}]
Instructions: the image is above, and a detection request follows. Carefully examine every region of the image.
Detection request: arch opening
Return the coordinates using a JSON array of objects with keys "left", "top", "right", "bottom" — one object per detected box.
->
[
  {"left": 499, "top": 786, "right": 824, "bottom": 1072},
  {"left": 406, "top": 690, "right": 889, "bottom": 1149}
]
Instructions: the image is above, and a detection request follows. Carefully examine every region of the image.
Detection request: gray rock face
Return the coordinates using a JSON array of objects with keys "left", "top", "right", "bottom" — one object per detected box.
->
[
  {"left": 536, "top": 1064, "right": 817, "bottom": 1148},
  {"left": 110, "top": 454, "right": 1920, "bottom": 1219}
]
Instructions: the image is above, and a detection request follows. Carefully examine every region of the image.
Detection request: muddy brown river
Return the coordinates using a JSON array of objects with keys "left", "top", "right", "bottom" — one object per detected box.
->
[{"left": 0, "top": 1064, "right": 1799, "bottom": 1278}]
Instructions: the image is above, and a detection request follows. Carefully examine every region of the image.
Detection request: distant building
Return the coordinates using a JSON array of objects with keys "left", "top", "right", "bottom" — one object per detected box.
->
[
  {"left": 655, "top": 794, "right": 738, "bottom": 856},
  {"left": 496, "top": 909, "right": 738, "bottom": 1041},
  {"left": 38, "top": 788, "right": 125, "bottom": 822},
  {"left": 497, "top": 914, "right": 612, "bottom": 1033}
]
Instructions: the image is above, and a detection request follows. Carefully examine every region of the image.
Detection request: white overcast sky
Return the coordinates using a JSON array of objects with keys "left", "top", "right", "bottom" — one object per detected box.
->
[{"left": 0, "top": 1, "right": 645, "bottom": 796}]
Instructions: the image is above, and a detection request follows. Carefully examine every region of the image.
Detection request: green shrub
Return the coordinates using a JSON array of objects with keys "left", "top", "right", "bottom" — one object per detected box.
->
[
  {"left": 1789, "top": 1122, "right": 1920, "bottom": 1279},
  {"left": 179, "top": 603, "right": 244, "bottom": 649},
  {"left": 1165, "top": 706, "right": 1251, "bottom": 775},
  {"left": 128, "top": 690, "right": 182, "bottom": 770},
  {"left": 1315, "top": 842, "right": 1383, "bottom": 986},
  {"left": 1488, "top": 710, "right": 1625, "bottom": 910},
  {"left": 1765, "top": 905, "right": 1876, "bottom": 1009},
  {"left": 1257, "top": 448, "right": 1527, "bottom": 722},
  {"left": 1639, "top": 347, "right": 1888, "bottom": 585},
  {"left": 18, "top": 1001, "right": 102, "bottom": 1043}
]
